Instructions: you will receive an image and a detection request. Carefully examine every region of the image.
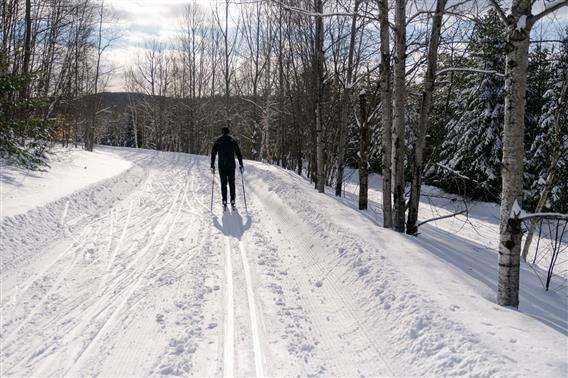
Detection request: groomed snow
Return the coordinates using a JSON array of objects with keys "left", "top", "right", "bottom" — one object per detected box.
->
[
  {"left": 0, "top": 147, "right": 132, "bottom": 217},
  {"left": 0, "top": 147, "right": 566, "bottom": 377}
]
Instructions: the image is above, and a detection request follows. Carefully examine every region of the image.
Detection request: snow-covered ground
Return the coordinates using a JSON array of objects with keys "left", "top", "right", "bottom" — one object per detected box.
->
[
  {"left": 1, "top": 148, "right": 132, "bottom": 217},
  {"left": 1, "top": 147, "right": 566, "bottom": 377}
]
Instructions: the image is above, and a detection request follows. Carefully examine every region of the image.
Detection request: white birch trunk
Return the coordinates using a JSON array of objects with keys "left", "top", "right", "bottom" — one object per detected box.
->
[{"left": 498, "top": 0, "right": 531, "bottom": 307}]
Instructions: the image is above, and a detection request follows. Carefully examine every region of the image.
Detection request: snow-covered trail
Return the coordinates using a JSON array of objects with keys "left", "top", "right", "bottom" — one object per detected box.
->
[
  {"left": 1, "top": 151, "right": 221, "bottom": 376},
  {"left": 1, "top": 148, "right": 566, "bottom": 377},
  {"left": 0, "top": 149, "right": 392, "bottom": 376}
]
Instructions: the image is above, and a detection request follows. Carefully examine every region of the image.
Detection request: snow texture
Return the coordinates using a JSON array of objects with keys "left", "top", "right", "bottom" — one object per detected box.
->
[
  {"left": 1, "top": 147, "right": 132, "bottom": 217},
  {"left": 1, "top": 147, "right": 566, "bottom": 377}
]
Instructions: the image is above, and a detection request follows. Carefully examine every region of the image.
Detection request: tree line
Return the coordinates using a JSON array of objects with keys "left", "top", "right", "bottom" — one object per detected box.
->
[
  {"left": 1, "top": 0, "right": 567, "bottom": 307},
  {"left": 1, "top": 0, "right": 116, "bottom": 164}
]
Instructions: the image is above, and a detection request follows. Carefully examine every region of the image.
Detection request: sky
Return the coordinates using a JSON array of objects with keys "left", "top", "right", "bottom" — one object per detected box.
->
[
  {"left": 102, "top": 0, "right": 568, "bottom": 92},
  {"left": 103, "top": 0, "right": 238, "bottom": 92}
]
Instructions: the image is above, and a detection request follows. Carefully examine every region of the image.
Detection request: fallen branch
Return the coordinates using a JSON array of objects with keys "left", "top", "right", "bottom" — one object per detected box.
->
[
  {"left": 436, "top": 67, "right": 505, "bottom": 77},
  {"left": 416, "top": 208, "right": 468, "bottom": 229},
  {"left": 520, "top": 213, "right": 568, "bottom": 221}
]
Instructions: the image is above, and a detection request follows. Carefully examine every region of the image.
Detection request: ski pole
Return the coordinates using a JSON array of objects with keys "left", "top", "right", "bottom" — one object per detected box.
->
[
  {"left": 211, "top": 169, "right": 215, "bottom": 211},
  {"left": 240, "top": 168, "right": 248, "bottom": 214}
]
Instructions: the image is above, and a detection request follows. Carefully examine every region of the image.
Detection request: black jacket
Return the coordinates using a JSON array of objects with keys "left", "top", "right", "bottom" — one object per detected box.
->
[{"left": 211, "top": 134, "right": 243, "bottom": 170}]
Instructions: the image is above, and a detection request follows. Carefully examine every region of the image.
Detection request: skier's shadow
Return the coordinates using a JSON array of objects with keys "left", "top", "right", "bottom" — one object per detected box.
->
[{"left": 213, "top": 210, "right": 252, "bottom": 240}]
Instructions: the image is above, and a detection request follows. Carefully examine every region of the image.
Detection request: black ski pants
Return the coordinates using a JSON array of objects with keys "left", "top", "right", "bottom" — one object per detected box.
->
[{"left": 219, "top": 166, "right": 236, "bottom": 204}]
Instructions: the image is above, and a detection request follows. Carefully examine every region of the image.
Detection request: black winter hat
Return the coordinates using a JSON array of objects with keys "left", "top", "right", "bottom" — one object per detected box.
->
[{"left": 222, "top": 127, "right": 230, "bottom": 135}]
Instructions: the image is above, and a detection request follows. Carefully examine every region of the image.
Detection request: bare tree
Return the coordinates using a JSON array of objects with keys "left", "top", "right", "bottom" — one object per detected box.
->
[
  {"left": 20, "top": 0, "right": 32, "bottom": 99},
  {"left": 392, "top": 0, "right": 407, "bottom": 232},
  {"left": 335, "top": 0, "right": 360, "bottom": 197},
  {"left": 406, "top": 0, "right": 447, "bottom": 235},
  {"left": 358, "top": 88, "right": 369, "bottom": 209},
  {"left": 379, "top": 0, "right": 393, "bottom": 228},
  {"left": 314, "top": 0, "right": 325, "bottom": 193}
]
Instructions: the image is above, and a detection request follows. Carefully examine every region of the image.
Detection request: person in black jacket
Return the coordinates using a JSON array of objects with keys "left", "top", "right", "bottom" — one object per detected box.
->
[{"left": 211, "top": 127, "right": 244, "bottom": 208}]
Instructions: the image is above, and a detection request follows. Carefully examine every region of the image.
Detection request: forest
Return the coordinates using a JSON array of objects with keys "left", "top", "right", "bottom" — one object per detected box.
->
[{"left": 1, "top": 0, "right": 567, "bottom": 307}]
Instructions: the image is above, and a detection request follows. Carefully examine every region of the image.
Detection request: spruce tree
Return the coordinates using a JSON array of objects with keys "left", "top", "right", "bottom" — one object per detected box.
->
[
  {"left": 524, "top": 32, "right": 568, "bottom": 213},
  {"left": 0, "top": 67, "right": 52, "bottom": 168},
  {"left": 434, "top": 10, "right": 506, "bottom": 199}
]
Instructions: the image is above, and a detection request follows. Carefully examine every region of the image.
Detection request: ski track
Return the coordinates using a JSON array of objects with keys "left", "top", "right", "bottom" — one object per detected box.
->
[
  {"left": 238, "top": 241, "right": 265, "bottom": 378},
  {"left": 3, "top": 149, "right": 561, "bottom": 377},
  {"left": 1, "top": 152, "right": 395, "bottom": 377},
  {"left": 244, "top": 172, "right": 394, "bottom": 376},
  {"left": 222, "top": 234, "right": 235, "bottom": 378}
]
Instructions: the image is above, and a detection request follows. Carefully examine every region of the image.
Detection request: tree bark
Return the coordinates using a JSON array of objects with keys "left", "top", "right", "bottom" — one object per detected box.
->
[
  {"left": 406, "top": 0, "right": 447, "bottom": 235},
  {"left": 498, "top": 0, "right": 531, "bottom": 307},
  {"left": 86, "top": 1, "right": 106, "bottom": 152},
  {"left": 392, "top": 0, "right": 407, "bottom": 232},
  {"left": 224, "top": 0, "right": 230, "bottom": 127},
  {"left": 314, "top": 0, "right": 325, "bottom": 193},
  {"left": 20, "top": 0, "right": 32, "bottom": 99},
  {"left": 379, "top": 0, "right": 393, "bottom": 228},
  {"left": 359, "top": 90, "right": 369, "bottom": 210},
  {"left": 335, "top": 0, "right": 360, "bottom": 197}
]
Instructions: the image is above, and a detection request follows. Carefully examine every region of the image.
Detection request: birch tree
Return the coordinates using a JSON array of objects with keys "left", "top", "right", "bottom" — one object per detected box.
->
[{"left": 489, "top": 0, "right": 568, "bottom": 307}]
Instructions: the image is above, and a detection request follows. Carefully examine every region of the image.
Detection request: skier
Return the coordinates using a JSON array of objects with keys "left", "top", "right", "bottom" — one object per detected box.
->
[{"left": 211, "top": 126, "right": 244, "bottom": 211}]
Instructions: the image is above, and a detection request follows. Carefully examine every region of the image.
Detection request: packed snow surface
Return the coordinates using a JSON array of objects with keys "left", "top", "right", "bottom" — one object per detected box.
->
[
  {"left": 1, "top": 147, "right": 566, "bottom": 377},
  {"left": 0, "top": 148, "right": 131, "bottom": 217}
]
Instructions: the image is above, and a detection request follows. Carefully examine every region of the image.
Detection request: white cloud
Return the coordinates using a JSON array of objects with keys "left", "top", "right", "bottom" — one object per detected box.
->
[{"left": 102, "top": 0, "right": 231, "bottom": 91}]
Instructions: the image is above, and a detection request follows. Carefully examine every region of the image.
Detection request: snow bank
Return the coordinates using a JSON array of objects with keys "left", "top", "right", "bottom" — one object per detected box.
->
[
  {"left": 0, "top": 148, "right": 144, "bottom": 272},
  {"left": 1, "top": 148, "right": 132, "bottom": 217}
]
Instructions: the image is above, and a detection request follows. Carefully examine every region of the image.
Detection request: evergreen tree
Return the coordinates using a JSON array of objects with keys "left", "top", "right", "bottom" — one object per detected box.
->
[
  {"left": 525, "top": 45, "right": 553, "bottom": 145},
  {"left": 524, "top": 31, "right": 568, "bottom": 213},
  {"left": 433, "top": 10, "right": 506, "bottom": 199},
  {"left": 0, "top": 66, "right": 53, "bottom": 168}
]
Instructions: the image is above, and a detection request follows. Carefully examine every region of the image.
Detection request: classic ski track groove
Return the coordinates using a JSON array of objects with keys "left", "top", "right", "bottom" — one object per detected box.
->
[
  {"left": 204, "top": 165, "right": 264, "bottom": 377},
  {"left": 237, "top": 240, "right": 265, "bottom": 377},
  {"left": 0, "top": 226, "right": 91, "bottom": 351},
  {"left": 1, "top": 222, "right": 92, "bottom": 305},
  {"left": 246, "top": 190, "right": 354, "bottom": 377},
  {"left": 222, "top": 233, "right": 235, "bottom": 378},
  {"left": 3, "top": 159, "right": 192, "bottom": 375},
  {"left": 1, "top": 161, "right": 153, "bottom": 310},
  {"left": 247, "top": 169, "right": 396, "bottom": 376},
  {"left": 63, "top": 170, "right": 191, "bottom": 376},
  {"left": 4, "top": 154, "right": 402, "bottom": 377}
]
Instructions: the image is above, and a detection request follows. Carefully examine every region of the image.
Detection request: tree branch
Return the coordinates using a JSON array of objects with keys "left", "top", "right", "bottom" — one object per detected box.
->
[
  {"left": 529, "top": 0, "right": 568, "bottom": 26},
  {"left": 416, "top": 209, "right": 468, "bottom": 228},
  {"left": 270, "top": 0, "right": 377, "bottom": 20},
  {"left": 436, "top": 67, "right": 505, "bottom": 77}
]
